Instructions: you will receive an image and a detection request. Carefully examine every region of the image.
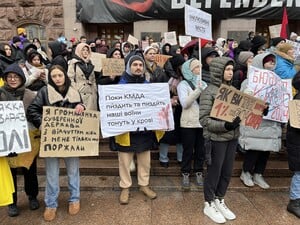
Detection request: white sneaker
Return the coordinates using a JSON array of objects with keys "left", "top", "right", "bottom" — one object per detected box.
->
[
  {"left": 129, "top": 160, "right": 136, "bottom": 172},
  {"left": 253, "top": 173, "right": 270, "bottom": 189},
  {"left": 214, "top": 198, "right": 236, "bottom": 220},
  {"left": 240, "top": 171, "right": 254, "bottom": 187},
  {"left": 203, "top": 201, "right": 226, "bottom": 224}
]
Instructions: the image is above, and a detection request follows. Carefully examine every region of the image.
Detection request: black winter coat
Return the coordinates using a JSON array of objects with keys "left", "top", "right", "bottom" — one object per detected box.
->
[{"left": 286, "top": 92, "right": 300, "bottom": 171}]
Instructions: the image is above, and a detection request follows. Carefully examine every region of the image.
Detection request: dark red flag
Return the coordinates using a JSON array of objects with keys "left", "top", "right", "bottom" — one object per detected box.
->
[{"left": 280, "top": 7, "right": 289, "bottom": 39}]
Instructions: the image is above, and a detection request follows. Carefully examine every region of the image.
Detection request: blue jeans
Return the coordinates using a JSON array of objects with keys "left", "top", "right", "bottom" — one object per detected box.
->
[
  {"left": 159, "top": 143, "right": 183, "bottom": 163},
  {"left": 44, "top": 157, "right": 80, "bottom": 208},
  {"left": 290, "top": 171, "right": 300, "bottom": 200}
]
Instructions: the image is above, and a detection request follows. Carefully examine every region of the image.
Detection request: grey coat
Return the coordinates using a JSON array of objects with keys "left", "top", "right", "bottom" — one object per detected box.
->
[
  {"left": 199, "top": 57, "right": 240, "bottom": 141},
  {"left": 239, "top": 52, "right": 281, "bottom": 152}
]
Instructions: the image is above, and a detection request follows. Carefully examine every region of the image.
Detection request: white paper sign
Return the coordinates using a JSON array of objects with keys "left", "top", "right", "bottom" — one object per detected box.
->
[
  {"left": 98, "top": 83, "right": 174, "bottom": 138},
  {"left": 164, "top": 31, "right": 177, "bottom": 46},
  {"left": 247, "top": 66, "right": 292, "bottom": 123},
  {"left": 179, "top": 35, "right": 192, "bottom": 47},
  {"left": 184, "top": 4, "right": 212, "bottom": 40},
  {"left": 0, "top": 101, "right": 31, "bottom": 156},
  {"left": 268, "top": 24, "right": 281, "bottom": 39},
  {"left": 286, "top": 40, "right": 300, "bottom": 62}
]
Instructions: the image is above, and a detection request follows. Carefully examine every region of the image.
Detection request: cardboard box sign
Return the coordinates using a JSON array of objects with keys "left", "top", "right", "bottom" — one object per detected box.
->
[
  {"left": 101, "top": 58, "right": 125, "bottom": 76},
  {"left": 90, "top": 52, "right": 106, "bottom": 72},
  {"left": 40, "top": 106, "right": 100, "bottom": 157},
  {"left": 210, "top": 84, "right": 266, "bottom": 129},
  {"left": 288, "top": 100, "right": 300, "bottom": 128},
  {"left": 154, "top": 54, "right": 172, "bottom": 68}
]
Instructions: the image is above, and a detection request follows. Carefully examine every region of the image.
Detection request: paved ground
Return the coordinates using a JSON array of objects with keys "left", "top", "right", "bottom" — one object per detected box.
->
[{"left": 0, "top": 176, "right": 299, "bottom": 225}]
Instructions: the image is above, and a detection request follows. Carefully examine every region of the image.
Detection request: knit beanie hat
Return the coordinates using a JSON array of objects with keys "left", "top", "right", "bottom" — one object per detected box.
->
[
  {"left": 290, "top": 32, "right": 298, "bottom": 39},
  {"left": 190, "top": 59, "right": 200, "bottom": 72},
  {"left": 238, "top": 51, "right": 254, "bottom": 65},
  {"left": 17, "top": 27, "right": 26, "bottom": 35},
  {"left": 169, "top": 54, "right": 185, "bottom": 72},
  {"left": 12, "top": 36, "right": 21, "bottom": 43},
  {"left": 271, "top": 37, "right": 285, "bottom": 47},
  {"left": 278, "top": 43, "right": 293, "bottom": 54},
  {"left": 125, "top": 55, "right": 145, "bottom": 75},
  {"left": 263, "top": 55, "right": 275, "bottom": 64},
  {"left": 143, "top": 46, "right": 156, "bottom": 54}
]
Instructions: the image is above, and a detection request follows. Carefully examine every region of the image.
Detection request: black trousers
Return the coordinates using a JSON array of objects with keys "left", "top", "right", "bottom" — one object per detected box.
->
[
  {"left": 242, "top": 150, "right": 270, "bottom": 174},
  {"left": 204, "top": 140, "right": 237, "bottom": 202},
  {"left": 10, "top": 158, "right": 39, "bottom": 204},
  {"left": 181, "top": 127, "right": 205, "bottom": 174}
]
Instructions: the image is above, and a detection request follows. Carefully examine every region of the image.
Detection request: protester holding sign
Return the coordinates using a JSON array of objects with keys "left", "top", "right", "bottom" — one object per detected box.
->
[
  {"left": 239, "top": 53, "right": 281, "bottom": 189},
  {"left": 177, "top": 58, "right": 207, "bottom": 190},
  {"left": 143, "top": 46, "right": 168, "bottom": 82},
  {"left": 116, "top": 55, "right": 164, "bottom": 205},
  {"left": 286, "top": 71, "right": 300, "bottom": 218},
  {"left": 27, "top": 65, "right": 85, "bottom": 222},
  {"left": 0, "top": 63, "right": 39, "bottom": 217},
  {"left": 98, "top": 48, "right": 124, "bottom": 85},
  {"left": 199, "top": 57, "right": 240, "bottom": 224},
  {"left": 68, "top": 43, "right": 97, "bottom": 110}
]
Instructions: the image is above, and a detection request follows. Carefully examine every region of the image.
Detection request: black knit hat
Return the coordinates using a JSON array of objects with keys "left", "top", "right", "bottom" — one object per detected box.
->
[
  {"left": 169, "top": 55, "right": 185, "bottom": 72},
  {"left": 12, "top": 36, "right": 21, "bottom": 43},
  {"left": 271, "top": 37, "right": 285, "bottom": 47}
]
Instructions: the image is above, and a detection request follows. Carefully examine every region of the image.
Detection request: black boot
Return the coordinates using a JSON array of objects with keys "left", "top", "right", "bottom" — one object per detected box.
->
[
  {"left": 29, "top": 196, "right": 40, "bottom": 210},
  {"left": 287, "top": 199, "right": 300, "bottom": 218},
  {"left": 8, "top": 204, "right": 19, "bottom": 217}
]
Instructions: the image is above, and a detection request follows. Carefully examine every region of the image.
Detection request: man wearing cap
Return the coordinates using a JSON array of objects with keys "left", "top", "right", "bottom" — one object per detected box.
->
[
  {"left": 143, "top": 46, "right": 168, "bottom": 82},
  {"left": 114, "top": 55, "right": 164, "bottom": 205}
]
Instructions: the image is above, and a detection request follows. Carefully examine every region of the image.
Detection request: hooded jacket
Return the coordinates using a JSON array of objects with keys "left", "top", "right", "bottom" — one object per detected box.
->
[
  {"left": 238, "top": 52, "right": 281, "bottom": 152},
  {"left": 199, "top": 57, "right": 239, "bottom": 141}
]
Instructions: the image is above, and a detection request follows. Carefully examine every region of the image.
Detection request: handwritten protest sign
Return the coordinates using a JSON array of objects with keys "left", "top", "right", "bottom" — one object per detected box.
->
[
  {"left": 179, "top": 35, "right": 191, "bottom": 47},
  {"left": 141, "top": 40, "right": 149, "bottom": 50},
  {"left": 154, "top": 54, "right": 172, "bottom": 67},
  {"left": 164, "top": 31, "right": 177, "bottom": 45},
  {"left": 268, "top": 24, "right": 281, "bottom": 38},
  {"left": 288, "top": 100, "right": 300, "bottom": 128},
  {"left": 0, "top": 101, "right": 31, "bottom": 156},
  {"left": 184, "top": 4, "right": 212, "bottom": 40},
  {"left": 90, "top": 52, "right": 106, "bottom": 72},
  {"left": 98, "top": 83, "right": 174, "bottom": 138},
  {"left": 247, "top": 66, "right": 292, "bottom": 123},
  {"left": 210, "top": 84, "right": 266, "bottom": 129},
  {"left": 286, "top": 40, "right": 300, "bottom": 62},
  {"left": 40, "top": 107, "right": 100, "bottom": 157},
  {"left": 101, "top": 58, "right": 125, "bottom": 76},
  {"left": 127, "top": 34, "right": 139, "bottom": 46}
]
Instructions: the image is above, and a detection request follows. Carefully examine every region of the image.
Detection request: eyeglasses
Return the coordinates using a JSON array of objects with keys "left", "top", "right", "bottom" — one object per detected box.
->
[{"left": 6, "top": 75, "right": 20, "bottom": 81}]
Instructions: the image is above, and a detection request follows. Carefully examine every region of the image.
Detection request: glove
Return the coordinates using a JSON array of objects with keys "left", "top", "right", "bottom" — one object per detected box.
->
[
  {"left": 224, "top": 116, "right": 241, "bottom": 131},
  {"left": 7, "top": 152, "right": 18, "bottom": 157},
  {"left": 263, "top": 105, "right": 269, "bottom": 116}
]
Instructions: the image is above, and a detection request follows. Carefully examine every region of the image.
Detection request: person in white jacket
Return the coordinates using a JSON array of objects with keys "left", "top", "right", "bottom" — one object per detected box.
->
[{"left": 177, "top": 58, "right": 207, "bottom": 191}]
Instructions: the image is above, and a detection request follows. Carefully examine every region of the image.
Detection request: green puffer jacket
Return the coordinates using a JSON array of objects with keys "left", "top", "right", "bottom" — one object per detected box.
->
[{"left": 199, "top": 57, "right": 240, "bottom": 141}]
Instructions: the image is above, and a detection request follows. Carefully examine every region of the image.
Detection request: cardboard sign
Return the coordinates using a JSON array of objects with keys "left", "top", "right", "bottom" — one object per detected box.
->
[
  {"left": 0, "top": 101, "right": 31, "bottom": 156},
  {"left": 179, "top": 35, "right": 191, "bottom": 47},
  {"left": 210, "top": 84, "right": 266, "bottom": 129},
  {"left": 286, "top": 40, "right": 300, "bottom": 62},
  {"left": 141, "top": 40, "right": 149, "bottom": 50},
  {"left": 127, "top": 34, "right": 139, "bottom": 46},
  {"left": 154, "top": 54, "right": 172, "bottom": 67},
  {"left": 40, "top": 107, "right": 100, "bottom": 157},
  {"left": 90, "top": 52, "right": 106, "bottom": 72},
  {"left": 268, "top": 24, "right": 281, "bottom": 39},
  {"left": 247, "top": 66, "right": 292, "bottom": 123},
  {"left": 288, "top": 100, "right": 300, "bottom": 128},
  {"left": 184, "top": 4, "right": 212, "bottom": 40},
  {"left": 98, "top": 83, "right": 174, "bottom": 138},
  {"left": 101, "top": 58, "right": 125, "bottom": 76},
  {"left": 164, "top": 31, "right": 177, "bottom": 46}
]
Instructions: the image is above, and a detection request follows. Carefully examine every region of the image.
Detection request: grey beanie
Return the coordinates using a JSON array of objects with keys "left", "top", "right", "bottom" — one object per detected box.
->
[{"left": 238, "top": 51, "right": 254, "bottom": 66}]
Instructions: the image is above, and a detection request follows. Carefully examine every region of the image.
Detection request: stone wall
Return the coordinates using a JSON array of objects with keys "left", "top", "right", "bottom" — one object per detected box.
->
[{"left": 0, "top": 0, "right": 64, "bottom": 41}]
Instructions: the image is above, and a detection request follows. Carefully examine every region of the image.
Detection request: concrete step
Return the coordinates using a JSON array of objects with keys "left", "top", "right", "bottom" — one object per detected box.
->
[{"left": 35, "top": 156, "right": 292, "bottom": 177}]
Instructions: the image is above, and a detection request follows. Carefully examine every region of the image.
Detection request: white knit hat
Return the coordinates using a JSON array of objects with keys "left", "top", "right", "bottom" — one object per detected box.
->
[{"left": 290, "top": 32, "right": 298, "bottom": 39}]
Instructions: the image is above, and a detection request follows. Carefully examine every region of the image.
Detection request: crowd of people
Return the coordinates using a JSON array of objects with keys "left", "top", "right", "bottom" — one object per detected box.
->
[{"left": 0, "top": 27, "right": 300, "bottom": 223}]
